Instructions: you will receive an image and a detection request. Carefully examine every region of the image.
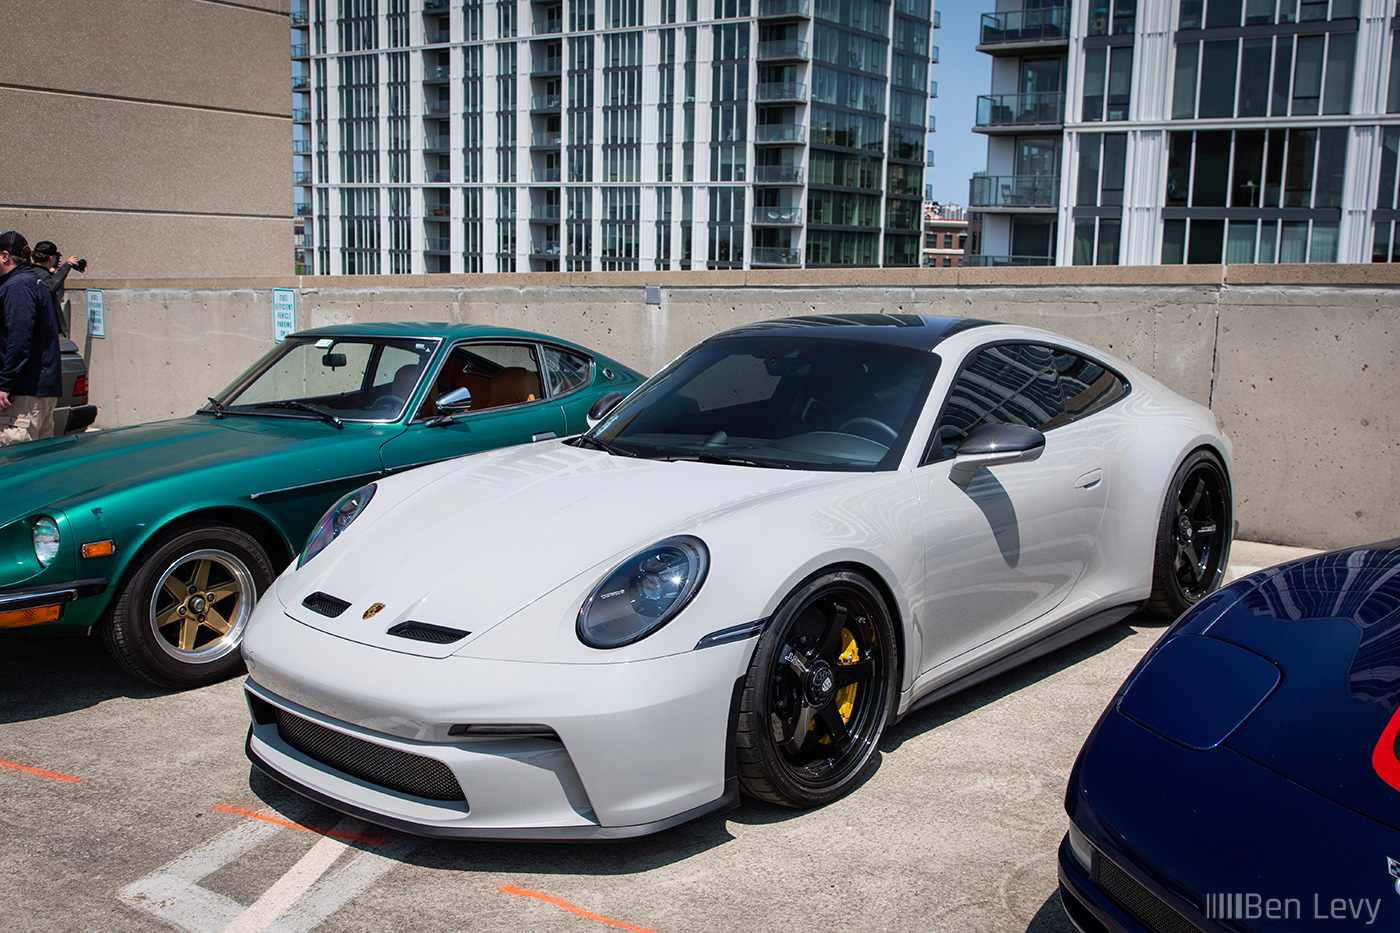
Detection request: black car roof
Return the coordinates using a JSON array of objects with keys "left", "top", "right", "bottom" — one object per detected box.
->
[{"left": 713, "top": 314, "right": 993, "bottom": 351}]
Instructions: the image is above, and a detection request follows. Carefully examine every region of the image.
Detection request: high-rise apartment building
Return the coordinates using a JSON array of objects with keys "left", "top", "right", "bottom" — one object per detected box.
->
[
  {"left": 291, "top": 0, "right": 939, "bottom": 275},
  {"left": 969, "top": 0, "right": 1400, "bottom": 266}
]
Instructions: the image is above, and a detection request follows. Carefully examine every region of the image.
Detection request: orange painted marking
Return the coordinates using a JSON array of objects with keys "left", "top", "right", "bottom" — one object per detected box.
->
[
  {"left": 0, "top": 757, "right": 83, "bottom": 783},
  {"left": 211, "top": 805, "right": 386, "bottom": 846},
  {"left": 500, "top": 885, "right": 660, "bottom": 933}
]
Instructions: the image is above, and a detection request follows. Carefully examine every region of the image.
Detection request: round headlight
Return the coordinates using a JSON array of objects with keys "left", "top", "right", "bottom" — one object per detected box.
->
[
  {"left": 577, "top": 536, "right": 708, "bottom": 649},
  {"left": 300, "top": 484, "right": 376, "bottom": 567},
  {"left": 32, "top": 517, "right": 59, "bottom": 568}
]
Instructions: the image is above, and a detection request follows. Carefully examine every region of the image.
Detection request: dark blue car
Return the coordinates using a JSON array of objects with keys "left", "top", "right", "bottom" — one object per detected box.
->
[{"left": 1059, "top": 540, "right": 1400, "bottom": 933}]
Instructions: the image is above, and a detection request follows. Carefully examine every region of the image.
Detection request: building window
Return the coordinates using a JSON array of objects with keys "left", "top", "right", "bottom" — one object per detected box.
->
[
  {"left": 495, "top": 187, "right": 516, "bottom": 271},
  {"left": 1179, "top": 0, "right": 1359, "bottom": 29},
  {"left": 1088, "top": 0, "right": 1136, "bottom": 36},
  {"left": 337, "top": 55, "right": 378, "bottom": 184},
  {"left": 709, "top": 187, "right": 746, "bottom": 269},
  {"left": 340, "top": 187, "right": 380, "bottom": 274},
  {"left": 1083, "top": 45, "right": 1133, "bottom": 121},
  {"left": 1172, "top": 30, "right": 1356, "bottom": 119},
  {"left": 566, "top": 187, "right": 591, "bottom": 271}
]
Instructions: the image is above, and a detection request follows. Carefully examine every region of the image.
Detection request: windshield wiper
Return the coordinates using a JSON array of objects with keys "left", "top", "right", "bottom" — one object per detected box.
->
[
  {"left": 658, "top": 453, "right": 793, "bottom": 469},
  {"left": 253, "top": 401, "right": 344, "bottom": 430},
  {"left": 202, "top": 397, "right": 227, "bottom": 419},
  {"left": 571, "top": 434, "right": 638, "bottom": 458}
]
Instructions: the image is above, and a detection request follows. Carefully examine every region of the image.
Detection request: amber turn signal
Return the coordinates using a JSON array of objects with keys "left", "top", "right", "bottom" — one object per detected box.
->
[
  {"left": 0, "top": 605, "right": 63, "bottom": 628},
  {"left": 81, "top": 540, "right": 115, "bottom": 559}
]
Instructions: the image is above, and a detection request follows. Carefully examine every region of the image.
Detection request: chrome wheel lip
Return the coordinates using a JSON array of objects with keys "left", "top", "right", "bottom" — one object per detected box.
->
[{"left": 148, "top": 548, "right": 256, "bottom": 663}]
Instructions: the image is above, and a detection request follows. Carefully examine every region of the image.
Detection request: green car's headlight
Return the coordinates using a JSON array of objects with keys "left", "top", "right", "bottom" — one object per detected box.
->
[
  {"left": 32, "top": 517, "right": 59, "bottom": 568},
  {"left": 300, "top": 484, "right": 376, "bottom": 567},
  {"left": 577, "top": 536, "right": 708, "bottom": 649}
]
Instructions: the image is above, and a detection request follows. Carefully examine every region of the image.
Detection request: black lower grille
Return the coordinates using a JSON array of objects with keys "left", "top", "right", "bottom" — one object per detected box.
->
[
  {"left": 275, "top": 709, "right": 466, "bottom": 802},
  {"left": 1097, "top": 857, "right": 1201, "bottom": 933}
]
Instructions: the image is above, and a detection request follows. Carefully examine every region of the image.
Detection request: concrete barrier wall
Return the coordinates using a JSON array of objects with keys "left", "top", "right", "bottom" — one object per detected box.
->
[{"left": 68, "top": 266, "right": 1399, "bottom": 550}]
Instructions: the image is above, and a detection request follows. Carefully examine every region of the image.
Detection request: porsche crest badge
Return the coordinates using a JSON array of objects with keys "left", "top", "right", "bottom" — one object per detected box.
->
[{"left": 363, "top": 602, "right": 386, "bottom": 620}]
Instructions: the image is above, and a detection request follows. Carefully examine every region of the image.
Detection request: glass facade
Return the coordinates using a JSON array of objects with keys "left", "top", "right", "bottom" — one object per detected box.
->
[{"left": 293, "top": 0, "right": 935, "bottom": 273}]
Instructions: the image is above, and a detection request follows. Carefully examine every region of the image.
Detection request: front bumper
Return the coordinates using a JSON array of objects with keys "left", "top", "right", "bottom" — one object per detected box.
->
[
  {"left": 0, "top": 577, "right": 107, "bottom": 628},
  {"left": 242, "top": 611, "right": 755, "bottom": 839}
]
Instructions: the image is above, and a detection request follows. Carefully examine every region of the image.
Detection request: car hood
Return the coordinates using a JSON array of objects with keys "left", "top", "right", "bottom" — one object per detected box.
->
[
  {"left": 279, "top": 441, "right": 835, "bottom": 659},
  {"left": 0, "top": 416, "right": 380, "bottom": 525},
  {"left": 1204, "top": 545, "right": 1400, "bottom": 831}
]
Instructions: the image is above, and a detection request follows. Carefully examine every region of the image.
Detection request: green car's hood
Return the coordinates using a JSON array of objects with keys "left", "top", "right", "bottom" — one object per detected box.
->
[{"left": 0, "top": 415, "right": 389, "bottom": 525}]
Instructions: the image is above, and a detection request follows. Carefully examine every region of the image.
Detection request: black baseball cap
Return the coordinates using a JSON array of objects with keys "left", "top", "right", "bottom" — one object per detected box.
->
[
  {"left": 0, "top": 231, "right": 29, "bottom": 259},
  {"left": 32, "top": 240, "right": 57, "bottom": 259}
]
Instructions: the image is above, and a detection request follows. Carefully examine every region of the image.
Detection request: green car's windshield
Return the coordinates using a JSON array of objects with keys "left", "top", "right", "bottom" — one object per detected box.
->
[
  {"left": 208, "top": 336, "right": 441, "bottom": 423},
  {"left": 583, "top": 335, "right": 938, "bottom": 471}
]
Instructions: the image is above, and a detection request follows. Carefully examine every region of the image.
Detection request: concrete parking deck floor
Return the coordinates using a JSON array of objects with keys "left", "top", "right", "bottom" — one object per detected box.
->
[{"left": 0, "top": 542, "right": 1319, "bottom": 933}]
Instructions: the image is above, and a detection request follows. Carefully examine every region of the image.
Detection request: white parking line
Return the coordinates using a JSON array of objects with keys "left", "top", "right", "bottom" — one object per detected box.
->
[{"left": 119, "top": 806, "right": 416, "bottom": 933}]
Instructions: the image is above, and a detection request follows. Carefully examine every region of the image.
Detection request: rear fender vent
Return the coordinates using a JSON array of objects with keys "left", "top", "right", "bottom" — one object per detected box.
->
[
  {"left": 387, "top": 621, "right": 471, "bottom": 644},
  {"left": 302, "top": 592, "right": 351, "bottom": 618}
]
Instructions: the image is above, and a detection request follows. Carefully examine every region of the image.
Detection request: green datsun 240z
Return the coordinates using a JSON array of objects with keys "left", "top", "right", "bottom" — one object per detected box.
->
[{"left": 0, "top": 323, "right": 644, "bottom": 687}]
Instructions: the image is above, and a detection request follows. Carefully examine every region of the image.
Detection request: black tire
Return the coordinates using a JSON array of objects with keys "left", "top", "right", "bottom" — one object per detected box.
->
[
  {"left": 102, "top": 521, "right": 275, "bottom": 688},
  {"left": 1146, "top": 449, "right": 1233, "bottom": 619},
  {"left": 736, "top": 570, "right": 898, "bottom": 807}
]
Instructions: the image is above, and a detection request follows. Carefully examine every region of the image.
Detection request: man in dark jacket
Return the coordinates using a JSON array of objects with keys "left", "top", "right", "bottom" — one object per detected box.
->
[
  {"left": 31, "top": 240, "right": 84, "bottom": 338},
  {"left": 0, "top": 231, "right": 62, "bottom": 445}
]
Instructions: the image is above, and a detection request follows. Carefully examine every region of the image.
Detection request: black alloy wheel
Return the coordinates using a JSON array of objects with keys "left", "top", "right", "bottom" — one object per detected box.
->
[
  {"left": 737, "top": 570, "right": 897, "bottom": 807},
  {"left": 1147, "top": 449, "right": 1232, "bottom": 618}
]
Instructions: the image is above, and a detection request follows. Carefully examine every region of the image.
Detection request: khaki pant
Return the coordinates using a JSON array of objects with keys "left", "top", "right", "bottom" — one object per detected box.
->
[{"left": 0, "top": 396, "right": 56, "bottom": 445}]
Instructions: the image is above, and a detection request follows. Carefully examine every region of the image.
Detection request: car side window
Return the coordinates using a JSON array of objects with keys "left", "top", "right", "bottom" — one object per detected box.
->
[
  {"left": 541, "top": 346, "right": 593, "bottom": 397},
  {"left": 417, "top": 343, "right": 546, "bottom": 419},
  {"left": 1052, "top": 348, "right": 1129, "bottom": 422},
  {"left": 925, "top": 343, "right": 1065, "bottom": 463}
]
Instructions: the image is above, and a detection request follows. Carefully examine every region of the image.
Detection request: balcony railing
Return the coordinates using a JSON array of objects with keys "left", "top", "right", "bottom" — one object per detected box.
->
[
  {"left": 964, "top": 254, "right": 1055, "bottom": 267},
  {"left": 424, "top": 28, "right": 451, "bottom": 43},
  {"left": 294, "top": 202, "right": 312, "bottom": 216},
  {"left": 757, "top": 0, "right": 811, "bottom": 17},
  {"left": 531, "top": 94, "right": 562, "bottom": 110},
  {"left": 969, "top": 174, "right": 1059, "bottom": 209},
  {"left": 751, "top": 247, "right": 802, "bottom": 266},
  {"left": 929, "top": 79, "right": 937, "bottom": 98},
  {"left": 531, "top": 56, "right": 562, "bottom": 74},
  {"left": 425, "top": 237, "right": 451, "bottom": 251},
  {"left": 293, "top": 171, "right": 311, "bottom": 184},
  {"left": 755, "top": 124, "right": 806, "bottom": 143},
  {"left": 531, "top": 132, "right": 562, "bottom": 147},
  {"left": 980, "top": 6, "right": 1069, "bottom": 46},
  {"left": 292, "top": 139, "right": 311, "bottom": 154},
  {"left": 426, "top": 100, "right": 451, "bottom": 115},
  {"left": 531, "top": 206, "right": 562, "bottom": 220},
  {"left": 424, "top": 134, "right": 451, "bottom": 150},
  {"left": 426, "top": 170, "right": 451, "bottom": 183},
  {"left": 531, "top": 241, "right": 562, "bottom": 255},
  {"left": 757, "top": 82, "right": 807, "bottom": 102},
  {"left": 928, "top": 115, "right": 936, "bottom": 131},
  {"left": 292, "top": 75, "right": 309, "bottom": 89},
  {"left": 757, "top": 39, "right": 809, "bottom": 61},
  {"left": 291, "top": 43, "right": 309, "bottom": 58},
  {"left": 423, "top": 65, "right": 451, "bottom": 82},
  {"left": 292, "top": 107, "right": 310, "bottom": 122},
  {"left": 426, "top": 204, "right": 451, "bottom": 217},
  {"left": 533, "top": 167, "right": 562, "bottom": 182},
  {"left": 424, "top": 0, "right": 449, "bottom": 11},
  {"left": 753, "top": 205, "right": 803, "bottom": 225},
  {"left": 294, "top": 233, "right": 313, "bottom": 247},
  {"left": 290, "top": 11, "right": 309, "bottom": 26},
  {"left": 533, "top": 17, "right": 562, "bottom": 33},
  {"left": 975, "top": 92, "right": 1065, "bottom": 128},
  {"left": 753, "top": 165, "right": 804, "bottom": 184},
  {"left": 933, "top": 9, "right": 940, "bottom": 26}
]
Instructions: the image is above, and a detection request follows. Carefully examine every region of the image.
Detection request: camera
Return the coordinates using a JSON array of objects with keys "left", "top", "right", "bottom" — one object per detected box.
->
[{"left": 74, "top": 258, "right": 87, "bottom": 272}]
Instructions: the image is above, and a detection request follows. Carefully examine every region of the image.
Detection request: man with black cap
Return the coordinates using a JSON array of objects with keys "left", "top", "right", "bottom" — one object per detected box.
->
[
  {"left": 30, "top": 240, "right": 84, "bottom": 338},
  {"left": 0, "top": 231, "right": 63, "bottom": 444}
]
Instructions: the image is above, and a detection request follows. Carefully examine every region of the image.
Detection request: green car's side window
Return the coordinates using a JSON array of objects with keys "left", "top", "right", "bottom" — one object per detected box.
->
[{"left": 418, "top": 343, "right": 547, "bottom": 420}]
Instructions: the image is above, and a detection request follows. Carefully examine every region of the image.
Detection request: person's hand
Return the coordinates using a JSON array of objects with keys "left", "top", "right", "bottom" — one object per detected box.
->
[{"left": 0, "top": 391, "right": 11, "bottom": 410}]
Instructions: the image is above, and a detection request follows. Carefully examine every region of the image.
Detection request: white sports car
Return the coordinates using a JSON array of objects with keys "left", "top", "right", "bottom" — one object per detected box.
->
[{"left": 241, "top": 315, "right": 1233, "bottom": 839}]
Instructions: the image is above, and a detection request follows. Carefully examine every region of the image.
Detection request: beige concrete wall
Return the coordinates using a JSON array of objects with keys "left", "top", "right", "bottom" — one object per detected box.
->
[
  {"left": 65, "top": 266, "right": 1400, "bottom": 550},
  {"left": 0, "top": 0, "right": 291, "bottom": 279}
]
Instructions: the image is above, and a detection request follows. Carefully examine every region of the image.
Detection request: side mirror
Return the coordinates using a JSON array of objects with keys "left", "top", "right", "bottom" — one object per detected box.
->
[
  {"left": 586, "top": 391, "right": 625, "bottom": 426},
  {"left": 948, "top": 422, "right": 1045, "bottom": 486},
  {"left": 322, "top": 352, "right": 347, "bottom": 369},
  {"left": 436, "top": 386, "right": 473, "bottom": 413}
]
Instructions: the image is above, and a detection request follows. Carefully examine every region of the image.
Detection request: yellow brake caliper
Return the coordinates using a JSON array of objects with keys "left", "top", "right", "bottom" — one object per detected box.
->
[{"left": 814, "top": 628, "right": 861, "bottom": 743}]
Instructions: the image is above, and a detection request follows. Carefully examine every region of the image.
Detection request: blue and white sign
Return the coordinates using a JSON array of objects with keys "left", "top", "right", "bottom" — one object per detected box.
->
[
  {"left": 86, "top": 289, "right": 105, "bottom": 338},
  {"left": 272, "top": 289, "right": 297, "bottom": 343}
]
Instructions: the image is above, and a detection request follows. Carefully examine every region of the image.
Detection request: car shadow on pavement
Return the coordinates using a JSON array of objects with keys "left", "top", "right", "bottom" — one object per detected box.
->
[
  {"left": 0, "top": 631, "right": 169, "bottom": 722},
  {"left": 1026, "top": 890, "right": 1077, "bottom": 933},
  {"left": 879, "top": 614, "right": 1142, "bottom": 752}
]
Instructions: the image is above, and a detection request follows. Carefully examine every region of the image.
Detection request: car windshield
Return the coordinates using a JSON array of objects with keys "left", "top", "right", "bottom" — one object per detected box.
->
[
  {"left": 209, "top": 336, "right": 441, "bottom": 423},
  {"left": 584, "top": 334, "right": 938, "bottom": 471}
]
